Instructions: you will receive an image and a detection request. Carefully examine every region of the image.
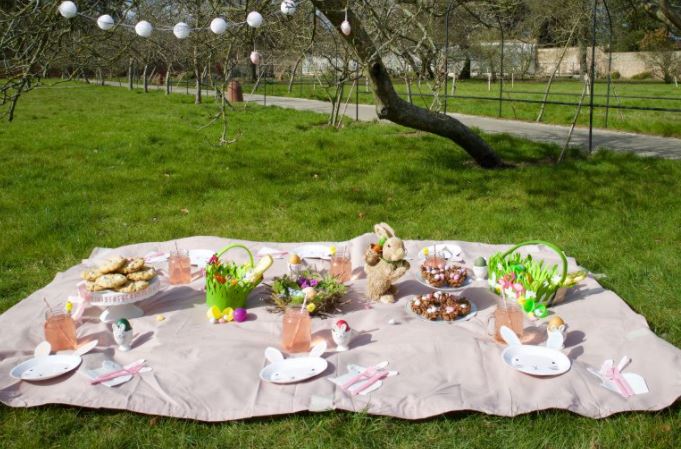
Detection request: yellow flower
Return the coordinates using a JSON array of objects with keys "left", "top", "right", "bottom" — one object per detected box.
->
[
  {"left": 423, "top": 247, "right": 429, "bottom": 256},
  {"left": 306, "top": 303, "right": 316, "bottom": 313},
  {"left": 329, "top": 245, "right": 336, "bottom": 256},
  {"left": 65, "top": 301, "right": 73, "bottom": 313}
]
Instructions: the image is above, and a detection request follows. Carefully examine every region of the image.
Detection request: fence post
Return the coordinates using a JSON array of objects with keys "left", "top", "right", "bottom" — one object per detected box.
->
[
  {"left": 356, "top": 68, "right": 359, "bottom": 120},
  {"left": 588, "top": 0, "right": 598, "bottom": 154}
]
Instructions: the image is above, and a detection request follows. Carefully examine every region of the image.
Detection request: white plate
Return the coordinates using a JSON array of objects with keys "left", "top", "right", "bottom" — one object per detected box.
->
[
  {"left": 292, "top": 244, "right": 332, "bottom": 260},
  {"left": 189, "top": 249, "right": 215, "bottom": 268},
  {"left": 501, "top": 345, "right": 571, "bottom": 376},
  {"left": 10, "top": 354, "right": 82, "bottom": 381},
  {"left": 260, "top": 357, "right": 328, "bottom": 384},
  {"left": 405, "top": 296, "right": 477, "bottom": 323},
  {"left": 415, "top": 270, "right": 474, "bottom": 291},
  {"left": 418, "top": 244, "right": 463, "bottom": 261}
]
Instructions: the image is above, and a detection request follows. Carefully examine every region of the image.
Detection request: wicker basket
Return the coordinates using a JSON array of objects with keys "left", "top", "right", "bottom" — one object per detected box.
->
[{"left": 205, "top": 244, "right": 260, "bottom": 310}]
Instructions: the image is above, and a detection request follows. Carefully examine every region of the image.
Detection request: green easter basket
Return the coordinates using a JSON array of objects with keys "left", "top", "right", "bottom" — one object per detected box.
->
[
  {"left": 487, "top": 240, "right": 569, "bottom": 307},
  {"left": 205, "top": 243, "right": 261, "bottom": 310}
]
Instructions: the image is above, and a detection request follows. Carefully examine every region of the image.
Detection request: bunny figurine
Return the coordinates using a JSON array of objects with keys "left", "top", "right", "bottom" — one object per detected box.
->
[{"left": 364, "top": 223, "right": 410, "bottom": 303}]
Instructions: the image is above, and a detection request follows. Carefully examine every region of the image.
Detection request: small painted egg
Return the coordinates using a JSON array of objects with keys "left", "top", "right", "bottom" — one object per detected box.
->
[
  {"left": 388, "top": 318, "right": 397, "bottom": 325},
  {"left": 209, "top": 317, "right": 217, "bottom": 324},
  {"left": 206, "top": 306, "right": 222, "bottom": 320},
  {"left": 156, "top": 314, "right": 165, "bottom": 321},
  {"left": 218, "top": 318, "right": 225, "bottom": 324},
  {"left": 233, "top": 308, "right": 247, "bottom": 322}
]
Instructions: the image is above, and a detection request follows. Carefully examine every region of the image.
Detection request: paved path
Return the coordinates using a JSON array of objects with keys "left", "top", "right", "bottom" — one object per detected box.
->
[
  {"left": 244, "top": 94, "right": 680, "bottom": 159},
  {"left": 102, "top": 81, "right": 681, "bottom": 159}
]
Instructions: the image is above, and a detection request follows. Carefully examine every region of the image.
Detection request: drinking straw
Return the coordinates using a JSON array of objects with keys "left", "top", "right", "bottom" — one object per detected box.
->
[{"left": 43, "top": 298, "right": 54, "bottom": 314}]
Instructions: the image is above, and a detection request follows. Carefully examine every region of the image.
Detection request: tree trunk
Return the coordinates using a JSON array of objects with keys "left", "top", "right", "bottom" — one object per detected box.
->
[
  {"left": 165, "top": 64, "right": 172, "bottom": 95},
  {"left": 288, "top": 54, "right": 305, "bottom": 93},
  {"left": 142, "top": 64, "right": 149, "bottom": 93},
  {"left": 194, "top": 47, "right": 202, "bottom": 104},
  {"left": 309, "top": 0, "right": 503, "bottom": 168},
  {"left": 128, "top": 58, "right": 133, "bottom": 90},
  {"left": 250, "top": 61, "right": 257, "bottom": 83},
  {"left": 459, "top": 56, "right": 471, "bottom": 80}
]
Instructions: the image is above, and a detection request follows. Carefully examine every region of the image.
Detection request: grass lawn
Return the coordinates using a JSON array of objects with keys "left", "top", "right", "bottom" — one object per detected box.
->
[
  {"left": 1, "top": 84, "right": 680, "bottom": 449},
  {"left": 235, "top": 78, "right": 681, "bottom": 138}
]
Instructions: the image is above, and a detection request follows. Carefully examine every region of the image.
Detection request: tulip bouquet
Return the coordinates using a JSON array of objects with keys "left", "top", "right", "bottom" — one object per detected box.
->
[{"left": 487, "top": 240, "right": 587, "bottom": 317}]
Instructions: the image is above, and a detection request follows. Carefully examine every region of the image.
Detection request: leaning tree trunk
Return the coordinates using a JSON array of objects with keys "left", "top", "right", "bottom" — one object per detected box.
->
[{"left": 309, "top": 0, "right": 503, "bottom": 168}]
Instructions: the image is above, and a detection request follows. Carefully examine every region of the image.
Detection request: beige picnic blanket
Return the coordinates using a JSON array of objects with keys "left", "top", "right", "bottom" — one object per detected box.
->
[{"left": 1, "top": 234, "right": 680, "bottom": 421}]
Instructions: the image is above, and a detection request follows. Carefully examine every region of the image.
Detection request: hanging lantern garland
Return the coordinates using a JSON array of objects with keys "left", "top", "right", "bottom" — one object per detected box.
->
[
  {"left": 54, "top": 0, "right": 323, "bottom": 66},
  {"left": 55, "top": 1, "right": 284, "bottom": 38}
]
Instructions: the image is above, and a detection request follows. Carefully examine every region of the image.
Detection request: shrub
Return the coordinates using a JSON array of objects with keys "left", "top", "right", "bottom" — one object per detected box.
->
[{"left": 631, "top": 71, "right": 653, "bottom": 80}]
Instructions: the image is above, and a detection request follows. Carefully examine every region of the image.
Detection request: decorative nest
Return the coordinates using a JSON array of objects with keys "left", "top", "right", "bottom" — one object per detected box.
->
[
  {"left": 267, "top": 270, "right": 349, "bottom": 317},
  {"left": 420, "top": 263, "right": 468, "bottom": 288},
  {"left": 410, "top": 291, "right": 472, "bottom": 321}
]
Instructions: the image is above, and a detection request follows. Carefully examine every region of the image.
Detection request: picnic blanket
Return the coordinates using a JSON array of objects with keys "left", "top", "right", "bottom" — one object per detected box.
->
[{"left": 1, "top": 234, "right": 680, "bottom": 421}]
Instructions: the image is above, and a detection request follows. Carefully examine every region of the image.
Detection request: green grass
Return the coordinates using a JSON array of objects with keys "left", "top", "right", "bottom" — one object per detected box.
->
[
  {"left": 238, "top": 78, "right": 681, "bottom": 138},
  {"left": 1, "top": 84, "right": 680, "bottom": 449}
]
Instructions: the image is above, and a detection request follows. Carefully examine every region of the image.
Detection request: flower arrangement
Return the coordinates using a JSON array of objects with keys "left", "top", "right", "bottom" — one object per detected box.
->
[
  {"left": 487, "top": 240, "right": 586, "bottom": 318},
  {"left": 269, "top": 270, "right": 349, "bottom": 316}
]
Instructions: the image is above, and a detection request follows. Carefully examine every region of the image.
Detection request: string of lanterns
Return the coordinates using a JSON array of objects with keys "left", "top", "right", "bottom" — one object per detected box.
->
[{"left": 57, "top": 1, "right": 352, "bottom": 64}]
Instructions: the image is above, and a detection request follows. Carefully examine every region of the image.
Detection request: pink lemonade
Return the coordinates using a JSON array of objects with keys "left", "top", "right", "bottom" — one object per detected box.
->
[
  {"left": 330, "top": 255, "right": 352, "bottom": 283},
  {"left": 44, "top": 312, "right": 77, "bottom": 352},
  {"left": 494, "top": 303, "right": 525, "bottom": 343},
  {"left": 169, "top": 250, "right": 192, "bottom": 285},
  {"left": 281, "top": 307, "right": 311, "bottom": 353}
]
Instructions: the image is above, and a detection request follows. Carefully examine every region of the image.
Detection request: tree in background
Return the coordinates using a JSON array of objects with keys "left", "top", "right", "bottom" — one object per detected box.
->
[{"left": 638, "top": 27, "right": 680, "bottom": 82}]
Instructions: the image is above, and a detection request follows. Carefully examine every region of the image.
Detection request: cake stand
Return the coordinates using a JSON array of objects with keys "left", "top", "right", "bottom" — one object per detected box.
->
[{"left": 88, "top": 277, "right": 162, "bottom": 323}]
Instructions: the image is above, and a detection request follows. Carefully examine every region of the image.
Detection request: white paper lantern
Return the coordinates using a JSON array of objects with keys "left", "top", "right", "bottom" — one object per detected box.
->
[
  {"left": 173, "top": 22, "right": 190, "bottom": 39},
  {"left": 135, "top": 20, "right": 153, "bottom": 38},
  {"left": 340, "top": 20, "right": 351, "bottom": 36},
  {"left": 210, "top": 17, "right": 228, "bottom": 34},
  {"left": 58, "top": 1, "right": 78, "bottom": 19},
  {"left": 96, "top": 14, "right": 115, "bottom": 31},
  {"left": 250, "top": 51, "right": 262, "bottom": 65},
  {"left": 246, "top": 11, "right": 263, "bottom": 28},
  {"left": 280, "top": 1, "right": 296, "bottom": 15}
]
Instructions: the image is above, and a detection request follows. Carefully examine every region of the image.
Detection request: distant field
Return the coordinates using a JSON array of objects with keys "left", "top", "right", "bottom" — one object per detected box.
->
[{"left": 238, "top": 78, "right": 681, "bottom": 138}]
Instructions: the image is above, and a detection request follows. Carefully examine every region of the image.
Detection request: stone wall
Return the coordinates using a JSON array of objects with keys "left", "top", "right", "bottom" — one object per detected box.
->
[{"left": 536, "top": 47, "right": 680, "bottom": 78}]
